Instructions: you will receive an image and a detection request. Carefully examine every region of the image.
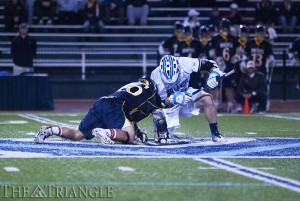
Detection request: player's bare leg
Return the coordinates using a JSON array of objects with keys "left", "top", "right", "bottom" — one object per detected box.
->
[
  {"left": 34, "top": 126, "right": 85, "bottom": 143},
  {"left": 194, "top": 92, "right": 226, "bottom": 142},
  {"left": 92, "top": 127, "right": 135, "bottom": 144},
  {"left": 35, "top": 126, "right": 135, "bottom": 144}
]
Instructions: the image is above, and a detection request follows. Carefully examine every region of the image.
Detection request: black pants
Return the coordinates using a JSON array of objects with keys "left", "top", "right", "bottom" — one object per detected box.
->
[{"left": 235, "top": 92, "right": 267, "bottom": 112}]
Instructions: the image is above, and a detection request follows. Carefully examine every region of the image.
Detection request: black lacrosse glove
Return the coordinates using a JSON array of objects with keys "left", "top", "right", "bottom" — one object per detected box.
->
[{"left": 134, "top": 124, "right": 148, "bottom": 143}]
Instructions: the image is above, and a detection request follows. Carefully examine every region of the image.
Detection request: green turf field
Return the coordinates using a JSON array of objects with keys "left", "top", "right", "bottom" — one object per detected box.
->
[{"left": 0, "top": 112, "right": 300, "bottom": 201}]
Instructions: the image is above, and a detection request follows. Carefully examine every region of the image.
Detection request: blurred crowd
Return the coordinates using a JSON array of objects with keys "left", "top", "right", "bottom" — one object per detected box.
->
[
  {"left": 4, "top": 0, "right": 300, "bottom": 33},
  {"left": 4, "top": 0, "right": 300, "bottom": 113},
  {"left": 4, "top": 0, "right": 150, "bottom": 32}
]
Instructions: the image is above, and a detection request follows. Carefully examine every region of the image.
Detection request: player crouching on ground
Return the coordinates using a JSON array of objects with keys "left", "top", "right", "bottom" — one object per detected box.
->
[
  {"left": 35, "top": 78, "right": 169, "bottom": 145},
  {"left": 151, "top": 55, "right": 226, "bottom": 142}
]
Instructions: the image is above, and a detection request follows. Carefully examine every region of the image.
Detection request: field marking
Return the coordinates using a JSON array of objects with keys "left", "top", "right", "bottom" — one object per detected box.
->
[
  {"left": 198, "top": 166, "right": 275, "bottom": 170},
  {"left": 0, "top": 151, "right": 53, "bottom": 158},
  {"left": 18, "top": 113, "right": 77, "bottom": 128},
  {"left": 0, "top": 181, "right": 273, "bottom": 187},
  {"left": 117, "top": 166, "right": 136, "bottom": 172},
  {"left": 245, "top": 132, "right": 257, "bottom": 135},
  {"left": 197, "top": 158, "right": 300, "bottom": 193},
  {"left": 264, "top": 114, "right": 300, "bottom": 121},
  {"left": 201, "top": 142, "right": 300, "bottom": 156},
  {"left": 3, "top": 167, "right": 20, "bottom": 172},
  {"left": 0, "top": 120, "right": 28, "bottom": 124}
]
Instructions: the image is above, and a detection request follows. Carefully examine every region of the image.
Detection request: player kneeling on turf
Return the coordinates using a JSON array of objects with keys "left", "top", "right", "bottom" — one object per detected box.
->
[
  {"left": 35, "top": 78, "right": 169, "bottom": 144},
  {"left": 151, "top": 55, "right": 226, "bottom": 142}
]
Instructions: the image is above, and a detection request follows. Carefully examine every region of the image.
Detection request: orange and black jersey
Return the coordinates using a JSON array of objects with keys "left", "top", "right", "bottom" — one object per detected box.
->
[
  {"left": 246, "top": 39, "right": 273, "bottom": 74},
  {"left": 162, "top": 35, "right": 181, "bottom": 55},
  {"left": 176, "top": 39, "right": 204, "bottom": 58},
  {"left": 210, "top": 34, "right": 238, "bottom": 68},
  {"left": 111, "top": 82, "right": 162, "bottom": 122}
]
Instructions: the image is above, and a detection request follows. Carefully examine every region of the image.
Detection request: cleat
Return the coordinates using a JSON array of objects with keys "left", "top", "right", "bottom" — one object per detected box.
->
[
  {"left": 92, "top": 128, "right": 114, "bottom": 145},
  {"left": 212, "top": 133, "right": 227, "bottom": 143},
  {"left": 34, "top": 126, "right": 52, "bottom": 144}
]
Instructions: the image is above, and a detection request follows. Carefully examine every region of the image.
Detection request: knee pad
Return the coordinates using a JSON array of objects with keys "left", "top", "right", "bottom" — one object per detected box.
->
[{"left": 153, "top": 110, "right": 169, "bottom": 140}]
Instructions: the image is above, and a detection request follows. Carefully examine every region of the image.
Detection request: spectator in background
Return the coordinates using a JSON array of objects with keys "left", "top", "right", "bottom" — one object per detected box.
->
[
  {"left": 11, "top": 23, "right": 37, "bottom": 76},
  {"left": 183, "top": 9, "right": 200, "bottom": 37},
  {"left": 83, "top": 0, "right": 105, "bottom": 33},
  {"left": 102, "top": 0, "right": 125, "bottom": 25},
  {"left": 36, "top": 0, "right": 57, "bottom": 25},
  {"left": 176, "top": 26, "right": 204, "bottom": 59},
  {"left": 4, "top": 0, "right": 26, "bottom": 32},
  {"left": 278, "top": 0, "right": 298, "bottom": 33},
  {"left": 207, "top": 7, "right": 221, "bottom": 32},
  {"left": 158, "top": 21, "right": 184, "bottom": 60},
  {"left": 126, "top": 0, "right": 149, "bottom": 25},
  {"left": 288, "top": 37, "right": 300, "bottom": 66},
  {"left": 224, "top": 3, "right": 244, "bottom": 36},
  {"left": 25, "top": 0, "right": 34, "bottom": 24},
  {"left": 235, "top": 61, "right": 267, "bottom": 114},
  {"left": 255, "top": 0, "right": 277, "bottom": 27},
  {"left": 57, "top": 0, "right": 77, "bottom": 25}
]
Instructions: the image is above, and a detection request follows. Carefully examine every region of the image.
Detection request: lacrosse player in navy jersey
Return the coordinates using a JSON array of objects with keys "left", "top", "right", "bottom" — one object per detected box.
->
[
  {"left": 35, "top": 78, "right": 169, "bottom": 144},
  {"left": 150, "top": 55, "right": 226, "bottom": 143},
  {"left": 209, "top": 18, "right": 239, "bottom": 112}
]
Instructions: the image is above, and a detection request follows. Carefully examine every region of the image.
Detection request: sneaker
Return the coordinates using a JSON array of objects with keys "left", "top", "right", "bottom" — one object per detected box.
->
[
  {"left": 34, "top": 126, "right": 52, "bottom": 144},
  {"left": 92, "top": 128, "right": 114, "bottom": 145},
  {"left": 212, "top": 133, "right": 227, "bottom": 143}
]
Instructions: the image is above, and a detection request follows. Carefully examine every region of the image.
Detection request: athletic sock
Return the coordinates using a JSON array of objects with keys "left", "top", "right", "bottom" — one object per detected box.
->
[
  {"left": 209, "top": 123, "right": 219, "bottom": 135},
  {"left": 106, "top": 129, "right": 117, "bottom": 139},
  {"left": 49, "top": 127, "right": 62, "bottom": 136}
]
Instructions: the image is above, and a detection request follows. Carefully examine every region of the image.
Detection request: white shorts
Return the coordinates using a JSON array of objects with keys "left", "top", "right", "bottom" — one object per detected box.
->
[{"left": 163, "top": 88, "right": 211, "bottom": 130}]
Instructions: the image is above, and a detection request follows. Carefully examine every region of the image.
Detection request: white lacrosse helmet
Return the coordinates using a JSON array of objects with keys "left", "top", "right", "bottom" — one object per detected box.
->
[{"left": 159, "top": 55, "right": 179, "bottom": 84}]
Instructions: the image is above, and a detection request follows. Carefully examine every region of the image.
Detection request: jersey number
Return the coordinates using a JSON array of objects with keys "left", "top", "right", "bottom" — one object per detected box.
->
[
  {"left": 222, "top": 48, "right": 230, "bottom": 61},
  {"left": 252, "top": 54, "right": 263, "bottom": 67},
  {"left": 119, "top": 83, "right": 149, "bottom": 96}
]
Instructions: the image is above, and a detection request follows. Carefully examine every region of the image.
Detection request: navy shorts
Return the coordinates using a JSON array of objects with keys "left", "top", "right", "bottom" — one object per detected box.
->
[{"left": 78, "top": 97, "right": 127, "bottom": 140}]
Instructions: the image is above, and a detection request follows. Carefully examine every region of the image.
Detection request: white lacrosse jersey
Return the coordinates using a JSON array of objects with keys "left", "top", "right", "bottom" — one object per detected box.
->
[{"left": 150, "top": 57, "right": 200, "bottom": 100}]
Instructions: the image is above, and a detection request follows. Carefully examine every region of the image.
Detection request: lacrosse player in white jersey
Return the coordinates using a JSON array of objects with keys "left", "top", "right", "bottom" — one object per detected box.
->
[{"left": 150, "top": 55, "right": 226, "bottom": 143}]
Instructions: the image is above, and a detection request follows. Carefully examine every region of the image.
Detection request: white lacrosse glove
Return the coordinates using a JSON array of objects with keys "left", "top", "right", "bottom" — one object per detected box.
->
[
  {"left": 169, "top": 91, "right": 192, "bottom": 106},
  {"left": 207, "top": 68, "right": 225, "bottom": 88}
]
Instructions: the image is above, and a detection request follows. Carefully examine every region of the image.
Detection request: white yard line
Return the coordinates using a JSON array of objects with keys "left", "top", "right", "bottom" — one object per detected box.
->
[
  {"left": 264, "top": 114, "right": 300, "bottom": 121},
  {"left": 18, "top": 113, "right": 77, "bottom": 128},
  {"left": 196, "top": 158, "right": 300, "bottom": 193}
]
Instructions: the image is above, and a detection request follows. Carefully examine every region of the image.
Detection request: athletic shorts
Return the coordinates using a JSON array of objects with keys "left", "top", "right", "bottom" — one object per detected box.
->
[{"left": 78, "top": 97, "right": 131, "bottom": 140}]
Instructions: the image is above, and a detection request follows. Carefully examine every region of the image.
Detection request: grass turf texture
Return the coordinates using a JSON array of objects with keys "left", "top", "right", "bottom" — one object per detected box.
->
[{"left": 0, "top": 112, "right": 299, "bottom": 200}]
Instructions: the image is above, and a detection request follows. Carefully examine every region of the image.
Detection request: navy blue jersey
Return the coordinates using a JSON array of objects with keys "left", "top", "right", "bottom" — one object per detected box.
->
[
  {"left": 111, "top": 82, "right": 162, "bottom": 122},
  {"left": 78, "top": 81, "right": 162, "bottom": 139},
  {"left": 246, "top": 39, "right": 273, "bottom": 74}
]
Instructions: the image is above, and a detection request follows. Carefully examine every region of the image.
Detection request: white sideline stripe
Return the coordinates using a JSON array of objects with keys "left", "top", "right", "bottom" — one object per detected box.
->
[
  {"left": 264, "top": 114, "right": 300, "bottom": 121},
  {"left": 18, "top": 113, "right": 77, "bottom": 128},
  {"left": 197, "top": 158, "right": 300, "bottom": 193},
  {"left": 0, "top": 181, "right": 273, "bottom": 187}
]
